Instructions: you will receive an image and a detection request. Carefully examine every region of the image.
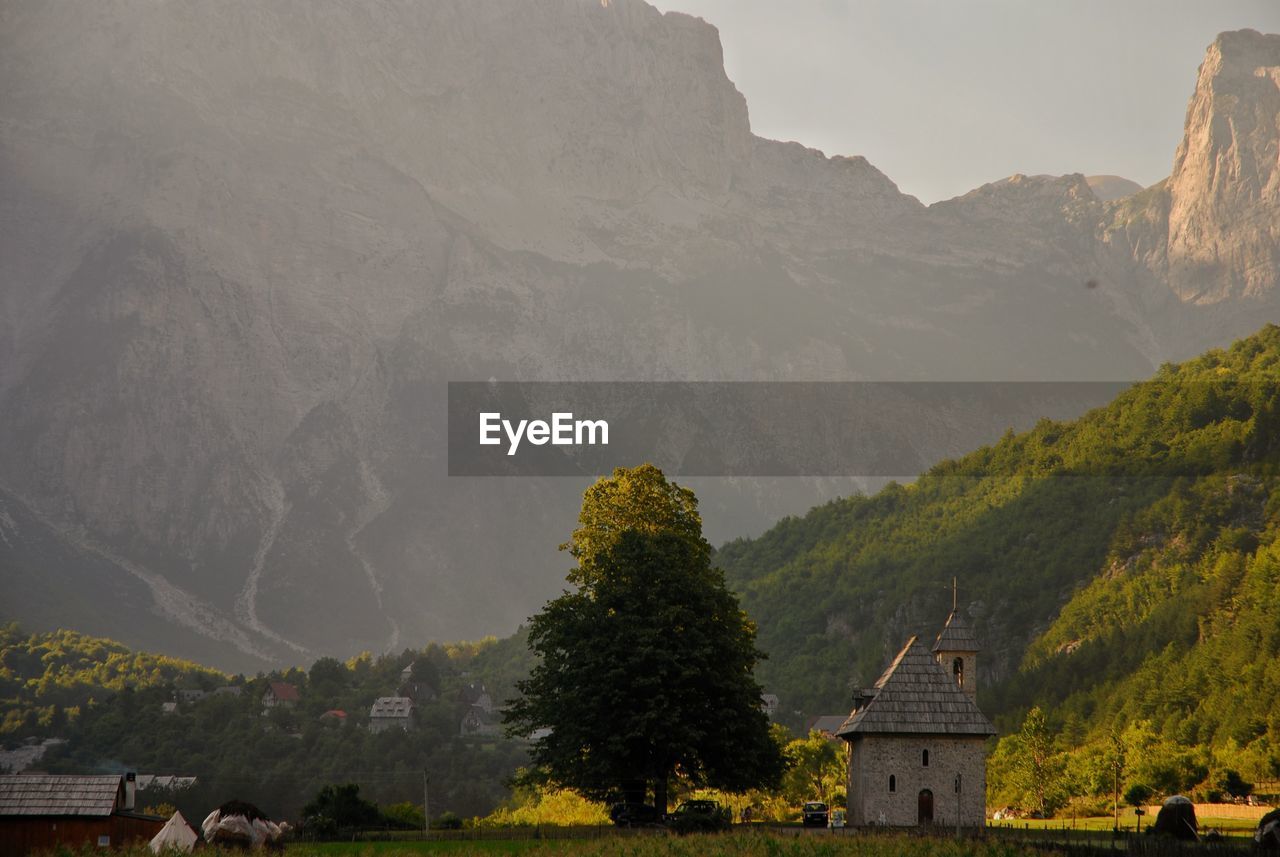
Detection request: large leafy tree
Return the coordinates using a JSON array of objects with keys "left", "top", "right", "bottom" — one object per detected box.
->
[
  {"left": 507, "top": 464, "right": 785, "bottom": 813},
  {"left": 781, "top": 731, "right": 846, "bottom": 807}
]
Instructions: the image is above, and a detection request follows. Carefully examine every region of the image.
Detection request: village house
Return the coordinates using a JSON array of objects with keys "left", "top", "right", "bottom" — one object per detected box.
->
[
  {"left": 836, "top": 609, "right": 995, "bottom": 828},
  {"left": 398, "top": 664, "right": 438, "bottom": 702},
  {"left": 134, "top": 775, "right": 197, "bottom": 793},
  {"left": 319, "top": 709, "right": 348, "bottom": 727},
  {"left": 0, "top": 773, "right": 164, "bottom": 855},
  {"left": 368, "top": 697, "right": 415, "bottom": 733},
  {"left": 761, "top": 693, "right": 780, "bottom": 720},
  {"left": 459, "top": 682, "right": 493, "bottom": 713},
  {"left": 460, "top": 705, "right": 501, "bottom": 737},
  {"left": 261, "top": 681, "right": 299, "bottom": 710}
]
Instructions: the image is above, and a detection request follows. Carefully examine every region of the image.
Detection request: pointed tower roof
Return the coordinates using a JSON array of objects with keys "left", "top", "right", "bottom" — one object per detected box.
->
[
  {"left": 836, "top": 637, "right": 995, "bottom": 737},
  {"left": 932, "top": 609, "right": 980, "bottom": 653}
]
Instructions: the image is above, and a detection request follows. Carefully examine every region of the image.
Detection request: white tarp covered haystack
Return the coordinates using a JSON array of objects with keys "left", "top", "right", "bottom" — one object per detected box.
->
[
  {"left": 202, "top": 799, "right": 290, "bottom": 849},
  {"left": 149, "top": 810, "right": 198, "bottom": 854}
]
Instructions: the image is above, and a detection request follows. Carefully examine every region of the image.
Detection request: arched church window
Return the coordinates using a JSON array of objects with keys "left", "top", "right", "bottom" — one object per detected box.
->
[
  {"left": 953, "top": 657, "right": 964, "bottom": 687},
  {"left": 922, "top": 748, "right": 930, "bottom": 767},
  {"left": 888, "top": 774, "right": 896, "bottom": 793}
]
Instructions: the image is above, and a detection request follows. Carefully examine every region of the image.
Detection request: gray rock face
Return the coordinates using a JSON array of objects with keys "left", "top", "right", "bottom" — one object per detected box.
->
[
  {"left": 0, "top": 2, "right": 1277, "bottom": 668},
  {"left": 1165, "top": 30, "right": 1280, "bottom": 304}
]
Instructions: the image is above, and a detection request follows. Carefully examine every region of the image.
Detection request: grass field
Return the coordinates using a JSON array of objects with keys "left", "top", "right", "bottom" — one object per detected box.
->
[
  {"left": 46, "top": 838, "right": 1047, "bottom": 857},
  {"left": 988, "top": 811, "right": 1257, "bottom": 836},
  {"left": 283, "top": 836, "right": 1043, "bottom": 857},
  {"left": 40, "top": 826, "right": 1265, "bottom": 857}
]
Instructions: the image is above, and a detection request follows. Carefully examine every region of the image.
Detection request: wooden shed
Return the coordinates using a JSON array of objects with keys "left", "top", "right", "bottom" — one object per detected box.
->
[{"left": 0, "top": 773, "right": 165, "bottom": 855}]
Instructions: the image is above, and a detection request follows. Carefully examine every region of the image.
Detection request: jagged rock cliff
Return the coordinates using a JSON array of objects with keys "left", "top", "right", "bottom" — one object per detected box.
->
[
  {"left": 0, "top": 1, "right": 1276, "bottom": 668},
  {"left": 1166, "top": 30, "right": 1280, "bottom": 304}
]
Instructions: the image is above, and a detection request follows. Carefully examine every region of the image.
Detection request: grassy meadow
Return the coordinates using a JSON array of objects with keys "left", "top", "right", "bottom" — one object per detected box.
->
[{"left": 46, "top": 835, "right": 1045, "bottom": 857}]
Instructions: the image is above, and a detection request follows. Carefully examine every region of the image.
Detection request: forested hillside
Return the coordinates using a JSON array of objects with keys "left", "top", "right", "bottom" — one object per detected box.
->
[
  {"left": 0, "top": 624, "right": 535, "bottom": 820},
  {"left": 720, "top": 324, "right": 1280, "bottom": 806}
]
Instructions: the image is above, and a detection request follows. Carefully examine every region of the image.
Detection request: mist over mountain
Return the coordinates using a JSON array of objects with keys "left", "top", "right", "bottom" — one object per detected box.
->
[{"left": 0, "top": 1, "right": 1277, "bottom": 668}]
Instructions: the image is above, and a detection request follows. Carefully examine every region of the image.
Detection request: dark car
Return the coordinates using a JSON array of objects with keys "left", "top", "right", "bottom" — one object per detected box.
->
[
  {"left": 802, "top": 801, "right": 829, "bottom": 828},
  {"left": 667, "top": 800, "right": 731, "bottom": 833},
  {"left": 609, "top": 802, "right": 661, "bottom": 828}
]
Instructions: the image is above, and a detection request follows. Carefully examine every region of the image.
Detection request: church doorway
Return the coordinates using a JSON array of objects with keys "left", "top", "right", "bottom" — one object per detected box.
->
[{"left": 918, "top": 789, "right": 934, "bottom": 825}]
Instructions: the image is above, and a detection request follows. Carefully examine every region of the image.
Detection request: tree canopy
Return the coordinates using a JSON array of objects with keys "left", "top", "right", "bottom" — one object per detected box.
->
[{"left": 508, "top": 465, "right": 784, "bottom": 813}]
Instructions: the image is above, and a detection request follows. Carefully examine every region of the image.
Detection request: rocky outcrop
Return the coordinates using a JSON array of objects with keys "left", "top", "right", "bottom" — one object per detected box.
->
[{"left": 1154, "top": 30, "right": 1280, "bottom": 304}]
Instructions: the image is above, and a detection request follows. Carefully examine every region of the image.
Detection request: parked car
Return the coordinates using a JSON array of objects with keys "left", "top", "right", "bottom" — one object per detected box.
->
[
  {"left": 802, "top": 801, "right": 829, "bottom": 827},
  {"left": 609, "top": 802, "right": 661, "bottom": 828},
  {"left": 667, "top": 800, "right": 731, "bottom": 833}
]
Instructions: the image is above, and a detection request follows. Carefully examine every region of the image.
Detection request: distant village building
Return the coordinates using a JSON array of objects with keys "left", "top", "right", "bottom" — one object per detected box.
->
[
  {"left": 261, "top": 681, "right": 299, "bottom": 710},
  {"left": 212, "top": 685, "right": 242, "bottom": 698},
  {"left": 319, "top": 709, "right": 348, "bottom": 727},
  {"left": 460, "top": 705, "right": 501, "bottom": 738},
  {"left": 134, "top": 775, "right": 197, "bottom": 793},
  {"left": 0, "top": 773, "right": 164, "bottom": 855},
  {"left": 160, "top": 702, "right": 178, "bottom": 715},
  {"left": 760, "top": 693, "right": 780, "bottom": 719},
  {"left": 398, "top": 664, "right": 437, "bottom": 703},
  {"left": 459, "top": 682, "right": 493, "bottom": 713},
  {"left": 176, "top": 689, "right": 206, "bottom": 705},
  {"left": 836, "top": 610, "right": 995, "bottom": 828},
  {"left": 368, "top": 697, "right": 414, "bottom": 733}
]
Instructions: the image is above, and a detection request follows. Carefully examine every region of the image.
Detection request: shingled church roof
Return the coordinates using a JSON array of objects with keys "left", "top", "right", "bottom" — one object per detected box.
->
[
  {"left": 836, "top": 637, "right": 996, "bottom": 737},
  {"left": 932, "top": 610, "right": 980, "bottom": 653}
]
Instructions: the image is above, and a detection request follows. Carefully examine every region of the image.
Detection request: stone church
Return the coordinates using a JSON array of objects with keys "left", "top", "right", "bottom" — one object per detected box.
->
[{"left": 836, "top": 610, "right": 996, "bottom": 828}]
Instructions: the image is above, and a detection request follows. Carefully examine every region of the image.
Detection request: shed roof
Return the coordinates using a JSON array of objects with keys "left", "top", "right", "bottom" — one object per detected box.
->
[
  {"left": 0, "top": 774, "right": 123, "bottom": 817},
  {"left": 837, "top": 637, "right": 996, "bottom": 738},
  {"left": 932, "top": 610, "right": 981, "bottom": 653}
]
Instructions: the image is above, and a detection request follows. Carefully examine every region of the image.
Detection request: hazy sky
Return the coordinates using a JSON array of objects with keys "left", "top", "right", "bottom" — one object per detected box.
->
[{"left": 653, "top": 1, "right": 1280, "bottom": 203}]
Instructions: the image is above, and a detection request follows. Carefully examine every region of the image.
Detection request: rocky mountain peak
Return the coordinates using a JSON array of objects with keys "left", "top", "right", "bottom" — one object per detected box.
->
[{"left": 1165, "top": 29, "right": 1280, "bottom": 304}]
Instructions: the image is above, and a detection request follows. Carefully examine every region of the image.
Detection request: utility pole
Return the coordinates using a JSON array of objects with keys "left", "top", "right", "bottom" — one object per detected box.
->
[
  {"left": 1110, "top": 732, "right": 1125, "bottom": 836},
  {"left": 423, "top": 771, "right": 430, "bottom": 839},
  {"left": 1113, "top": 762, "right": 1119, "bottom": 834}
]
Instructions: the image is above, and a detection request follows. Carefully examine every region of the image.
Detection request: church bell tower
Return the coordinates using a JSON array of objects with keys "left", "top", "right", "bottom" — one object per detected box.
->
[{"left": 932, "top": 580, "right": 979, "bottom": 700}]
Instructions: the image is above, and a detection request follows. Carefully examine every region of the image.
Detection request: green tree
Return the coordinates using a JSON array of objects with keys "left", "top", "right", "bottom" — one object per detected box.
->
[
  {"left": 781, "top": 731, "right": 845, "bottom": 807},
  {"left": 1014, "top": 707, "right": 1063, "bottom": 816},
  {"left": 562, "top": 463, "right": 708, "bottom": 586},
  {"left": 1124, "top": 783, "right": 1154, "bottom": 807},
  {"left": 1217, "top": 769, "right": 1252, "bottom": 800},
  {"left": 301, "top": 783, "right": 381, "bottom": 831},
  {"left": 506, "top": 465, "right": 785, "bottom": 814}
]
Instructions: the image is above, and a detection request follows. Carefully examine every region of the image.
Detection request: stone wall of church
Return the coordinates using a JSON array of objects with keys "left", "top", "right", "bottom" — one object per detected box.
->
[{"left": 847, "top": 734, "right": 987, "bottom": 828}]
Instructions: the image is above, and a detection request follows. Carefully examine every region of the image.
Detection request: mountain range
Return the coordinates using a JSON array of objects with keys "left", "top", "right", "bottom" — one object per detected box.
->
[{"left": 1, "top": 0, "right": 1278, "bottom": 668}]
